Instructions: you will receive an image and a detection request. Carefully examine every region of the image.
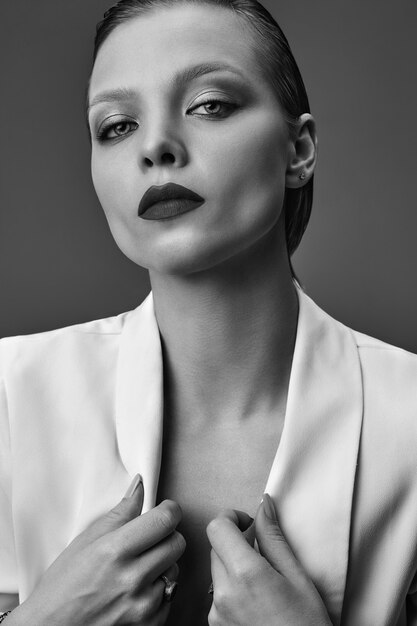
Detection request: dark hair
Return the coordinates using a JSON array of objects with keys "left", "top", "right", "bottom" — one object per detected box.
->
[{"left": 91, "top": 0, "right": 314, "bottom": 258}]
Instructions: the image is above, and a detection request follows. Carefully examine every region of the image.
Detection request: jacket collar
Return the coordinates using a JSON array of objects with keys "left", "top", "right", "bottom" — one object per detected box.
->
[
  {"left": 115, "top": 292, "right": 164, "bottom": 513},
  {"left": 115, "top": 288, "right": 363, "bottom": 625}
]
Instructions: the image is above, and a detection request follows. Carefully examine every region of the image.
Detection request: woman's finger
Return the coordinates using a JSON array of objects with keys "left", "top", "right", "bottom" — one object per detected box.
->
[
  {"left": 216, "top": 508, "right": 254, "bottom": 532},
  {"left": 152, "top": 562, "right": 180, "bottom": 607},
  {"left": 153, "top": 564, "right": 179, "bottom": 590},
  {"left": 124, "top": 563, "right": 180, "bottom": 622},
  {"left": 71, "top": 476, "right": 145, "bottom": 549},
  {"left": 210, "top": 548, "right": 228, "bottom": 594},
  {"left": 215, "top": 508, "right": 256, "bottom": 548},
  {"left": 206, "top": 515, "right": 258, "bottom": 574},
  {"left": 136, "top": 530, "right": 186, "bottom": 585},
  {"left": 108, "top": 499, "right": 182, "bottom": 558},
  {"left": 128, "top": 577, "right": 171, "bottom": 623},
  {"left": 254, "top": 494, "right": 303, "bottom": 577},
  {"left": 208, "top": 550, "right": 228, "bottom": 624},
  {"left": 161, "top": 562, "right": 179, "bottom": 582}
]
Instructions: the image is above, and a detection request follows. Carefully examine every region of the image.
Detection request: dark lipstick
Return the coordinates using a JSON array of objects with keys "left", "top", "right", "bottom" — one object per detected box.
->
[{"left": 138, "top": 183, "right": 205, "bottom": 220}]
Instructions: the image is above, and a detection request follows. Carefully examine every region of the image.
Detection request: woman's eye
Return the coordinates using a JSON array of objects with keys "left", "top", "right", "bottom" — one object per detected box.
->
[
  {"left": 97, "top": 119, "right": 138, "bottom": 141},
  {"left": 189, "top": 99, "right": 237, "bottom": 118}
]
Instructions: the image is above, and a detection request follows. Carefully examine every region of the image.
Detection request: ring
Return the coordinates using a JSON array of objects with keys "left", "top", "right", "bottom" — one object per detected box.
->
[{"left": 161, "top": 575, "right": 178, "bottom": 602}]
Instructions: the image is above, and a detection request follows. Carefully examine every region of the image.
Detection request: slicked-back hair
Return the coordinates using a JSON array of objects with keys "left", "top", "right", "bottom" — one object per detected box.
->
[{"left": 91, "top": 0, "right": 314, "bottom": 258}]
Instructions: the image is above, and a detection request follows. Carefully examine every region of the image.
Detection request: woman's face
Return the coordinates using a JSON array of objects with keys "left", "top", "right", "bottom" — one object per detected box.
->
[{"left": 88, "top": 4, "right": 294, "bottom": 275}]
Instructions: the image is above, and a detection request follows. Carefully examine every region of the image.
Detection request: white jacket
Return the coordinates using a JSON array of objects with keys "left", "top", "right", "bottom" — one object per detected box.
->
[{"left": 1, "top": 288, "right": 417, "bottom": 625}]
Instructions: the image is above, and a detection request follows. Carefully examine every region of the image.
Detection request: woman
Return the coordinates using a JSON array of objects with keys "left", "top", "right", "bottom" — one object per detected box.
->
[{"left": 1, "top": 0, "right": 417, "bottom": 624}]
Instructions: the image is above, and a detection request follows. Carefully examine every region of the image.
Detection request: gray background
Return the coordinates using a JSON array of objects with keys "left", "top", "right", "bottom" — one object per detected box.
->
[{"left": 1, "top": 1, "right": 416, "bottom": 351}]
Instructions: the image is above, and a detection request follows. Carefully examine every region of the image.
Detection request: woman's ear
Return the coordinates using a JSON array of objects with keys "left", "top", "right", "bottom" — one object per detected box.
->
[{"left": 285, "top": 113, "right": 318, "bottom": 188}]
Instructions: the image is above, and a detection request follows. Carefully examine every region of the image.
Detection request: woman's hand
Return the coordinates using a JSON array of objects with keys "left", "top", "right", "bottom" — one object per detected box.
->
[
  {"left": 10, "top": 477, "right": 185, "bottom": 626},
  {"left": 206, "top": 494, "right": 332, "bottom": 626}
]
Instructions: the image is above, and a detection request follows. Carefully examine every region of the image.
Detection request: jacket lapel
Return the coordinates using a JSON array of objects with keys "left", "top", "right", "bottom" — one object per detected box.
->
[
  {"left": 115, "top": 293, "right": 164, "bottom": 513},
  {"left": 115, "top": 289, "right": 364, "bottom": 623},
  {"left": 265, "top": 290, "right": 363, "bottom": 625}
]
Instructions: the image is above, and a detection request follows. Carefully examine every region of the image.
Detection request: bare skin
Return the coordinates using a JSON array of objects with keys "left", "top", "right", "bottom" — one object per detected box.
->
[
  {"left": 157, "top": 406, "right": 287, "bottom": 625},
  {"left": 153, "top": 222, "right": 297, "bottom": 624}
]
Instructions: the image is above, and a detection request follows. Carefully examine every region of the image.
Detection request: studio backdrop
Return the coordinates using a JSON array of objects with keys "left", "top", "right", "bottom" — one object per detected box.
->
[{"left": 1, "top": 0, "right": 416, "bottom": 351}]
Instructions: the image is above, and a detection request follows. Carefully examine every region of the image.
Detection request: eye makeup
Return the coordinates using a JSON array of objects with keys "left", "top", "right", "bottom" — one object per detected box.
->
[{"left": 89, "top": 71, "right": 254, "bottom": 142}]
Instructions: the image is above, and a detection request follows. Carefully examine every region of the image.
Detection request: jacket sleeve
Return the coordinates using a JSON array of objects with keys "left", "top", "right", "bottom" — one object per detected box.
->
[{"left": 0, "top": 342, "right": 19, "bottom": 593}]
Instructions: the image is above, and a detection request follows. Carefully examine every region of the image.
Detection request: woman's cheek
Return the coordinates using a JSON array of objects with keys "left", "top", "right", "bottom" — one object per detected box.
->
[
  {"left": 92, "top": 157, "right": 114, "bottom": 212},
  {"left": 92, "top": 157, "right": 131, "bottom": 221},
  {"left": 218, "top": 126, "right": 287, "bottom": 223}
]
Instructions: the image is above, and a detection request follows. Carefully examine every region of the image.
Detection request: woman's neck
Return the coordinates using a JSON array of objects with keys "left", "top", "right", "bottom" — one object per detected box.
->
[{"left": 149, "top": 224, "right": 298, "bottom": 428}]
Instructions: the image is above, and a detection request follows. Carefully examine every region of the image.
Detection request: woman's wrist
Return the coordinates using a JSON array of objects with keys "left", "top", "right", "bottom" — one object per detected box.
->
[
  {"left": 0, "top": 607, "right": 29, "bottom": 626},
  {"left": 0, "top": 602, "right": 41, "bottom": 626}
]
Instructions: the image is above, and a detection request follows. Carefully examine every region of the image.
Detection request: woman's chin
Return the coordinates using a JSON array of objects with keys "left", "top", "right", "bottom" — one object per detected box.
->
[
  {"left": 137, "top": 253, "right": 226, "bottom": 277},
  {"left": 120, "top": 241, "right": 239, "bottom": 278}
]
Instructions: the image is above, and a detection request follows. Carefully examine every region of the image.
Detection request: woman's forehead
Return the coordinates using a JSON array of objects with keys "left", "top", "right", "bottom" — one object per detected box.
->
[{"left": 89, "top": 4, "right": 261, "bottom": 95}]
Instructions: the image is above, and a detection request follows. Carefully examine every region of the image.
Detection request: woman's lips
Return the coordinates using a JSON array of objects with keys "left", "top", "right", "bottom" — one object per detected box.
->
[
  {"left": 139, "top": 198, "right": 205, "bottom": 220},
  {"left": 138, "top": 183, "right": 205, "bottom": 220}
]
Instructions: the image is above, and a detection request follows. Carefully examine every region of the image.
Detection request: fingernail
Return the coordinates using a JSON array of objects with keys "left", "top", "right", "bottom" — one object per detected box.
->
[
  {"left": 262, "top": 493, "right": 277, "bottom": 521},
  {"left": 124, "top": 473, "right": 143, "bottom": 498}
]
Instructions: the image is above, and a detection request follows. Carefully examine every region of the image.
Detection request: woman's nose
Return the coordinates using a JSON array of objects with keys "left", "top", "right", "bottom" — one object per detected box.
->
[{"left": 139, "top": 131, "right": 188, "bottom": 170}]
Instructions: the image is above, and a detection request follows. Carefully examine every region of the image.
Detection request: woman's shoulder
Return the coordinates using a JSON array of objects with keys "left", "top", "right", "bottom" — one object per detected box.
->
[
  {"left": 350, "top": 328, "right": 417, "bottom": 428},
  {"left": 0, "top": 308, "right": 133, "bottom": 376},
  {"left": 0, "top": 293, "right": 156, "bottom": 378},
  {"left": 353, "top": 327, "right": 416, "bottom": 355},
  {"left": 2, "top": 309, "right": 128, "bottom": 343},
  {"left": 300, "top": 288, "right": 417, "bottom": 403},
  {"left": 352, "top": 327, "right": 417, "bottom": 376}
]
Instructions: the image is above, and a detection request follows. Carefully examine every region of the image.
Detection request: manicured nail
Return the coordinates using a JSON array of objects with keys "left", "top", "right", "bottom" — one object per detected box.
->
[
  {"left": 124, "top": 473, "right": 143, "bottom": 498},
  {"left": 262, "top": 493, "right": 277, "bottom": 521}
]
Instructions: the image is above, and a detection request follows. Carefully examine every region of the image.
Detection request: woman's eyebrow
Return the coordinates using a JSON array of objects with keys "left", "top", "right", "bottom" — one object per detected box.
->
[
  {"left": 87, "top": 62, "right": 245, "bottom": 114},
  {"left": 87, "top": 87, "right": 137, "bottom": 115},
  {"left": 169, "top": 61, "right": 245, "bottom": 88}
]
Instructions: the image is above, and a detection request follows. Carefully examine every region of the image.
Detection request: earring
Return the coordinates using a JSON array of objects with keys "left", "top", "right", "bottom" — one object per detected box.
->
[{"left": 299, "top": 171, "right": 306, "bottom": 180}]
